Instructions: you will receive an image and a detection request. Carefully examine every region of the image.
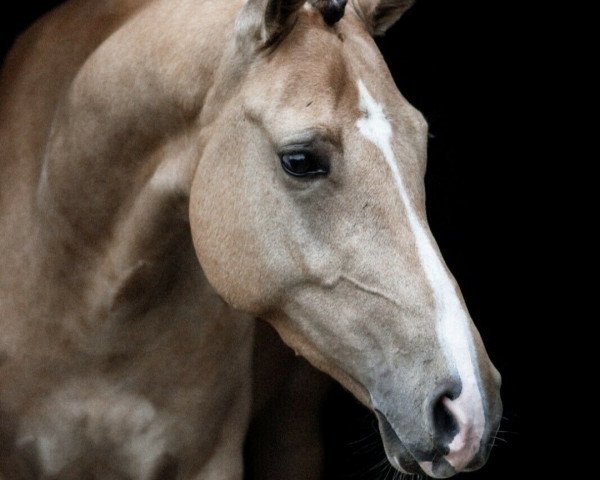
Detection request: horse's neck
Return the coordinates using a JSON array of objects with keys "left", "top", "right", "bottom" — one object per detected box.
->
[
  {"left": 39, "top": 0, "right": 238, "bottom": 230},
  {"left": 23, "top": 0, "right": 240, "bottom": 318}
]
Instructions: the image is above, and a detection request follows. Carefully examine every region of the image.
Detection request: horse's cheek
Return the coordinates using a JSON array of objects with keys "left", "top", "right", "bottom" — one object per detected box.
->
[{"left": 188, "top": 168, "right": 279, "bottom": 315}]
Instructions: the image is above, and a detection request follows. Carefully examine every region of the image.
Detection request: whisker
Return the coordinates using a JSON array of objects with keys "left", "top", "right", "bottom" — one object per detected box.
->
[
  {"left": 347, "top": 429, "right": 379, "bottom": 446},
  {"left": 491, "top": 435, "right": 509, "bottom": 444},
  {"left": 365, "top": 456, "right": 391, "bottom": 475},
  {"left": 385, "top": 464, "right": 396, "bottom": 480}
]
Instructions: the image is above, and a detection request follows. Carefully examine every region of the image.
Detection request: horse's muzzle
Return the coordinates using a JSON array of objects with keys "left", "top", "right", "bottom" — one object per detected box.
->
[{"left": 374, "top": 376, "right": 502, "bottom": 479}]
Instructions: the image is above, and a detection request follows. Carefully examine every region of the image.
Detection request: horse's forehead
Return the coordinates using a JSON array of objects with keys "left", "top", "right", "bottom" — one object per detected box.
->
[
  {"left": 262, "top": 20, "right": 407, "bottom": 111},
  {"left": 263, "top": 27, "right": 349, "bottom": 94},
  {"left": 246, "top": 13, "right": 425, "bottom": 148}
]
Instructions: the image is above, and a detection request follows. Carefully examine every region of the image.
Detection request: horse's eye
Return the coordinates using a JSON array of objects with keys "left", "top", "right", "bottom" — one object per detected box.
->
[{"left": 280, "top": 151, "right": 329, "bottom": 178}]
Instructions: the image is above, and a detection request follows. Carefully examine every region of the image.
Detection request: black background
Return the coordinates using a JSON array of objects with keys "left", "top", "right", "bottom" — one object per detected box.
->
[{"left": 1, "top": 1, "right": 537, "bottom": 479}]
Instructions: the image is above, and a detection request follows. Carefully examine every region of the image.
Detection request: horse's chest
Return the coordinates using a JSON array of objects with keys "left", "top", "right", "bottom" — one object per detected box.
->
[
  {"left": 16, "top": 380, "right": 174, "bottom": 479},
  {"left": 1, "top": 286, "right": 254, "bottom": 479}
]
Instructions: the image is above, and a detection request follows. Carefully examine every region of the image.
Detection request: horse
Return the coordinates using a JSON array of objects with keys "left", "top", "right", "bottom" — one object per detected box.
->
[{"left": 0, "top": 0, "right": 502, "bottom": 478}]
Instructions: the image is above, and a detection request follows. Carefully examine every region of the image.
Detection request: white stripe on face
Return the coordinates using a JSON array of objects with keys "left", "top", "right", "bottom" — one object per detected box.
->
[{"left": 355, "top": 80, "right": 485, "bottom": 471}]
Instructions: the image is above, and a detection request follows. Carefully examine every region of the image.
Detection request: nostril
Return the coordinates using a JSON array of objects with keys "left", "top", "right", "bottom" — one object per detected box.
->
[{"left": 432, "top": 395, "right": 459, "bottom": 447}]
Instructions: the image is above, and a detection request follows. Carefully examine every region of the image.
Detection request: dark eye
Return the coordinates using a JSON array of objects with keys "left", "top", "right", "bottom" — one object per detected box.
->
[{"left": 280, "top": 151, "right": 329, "bottom": 178}]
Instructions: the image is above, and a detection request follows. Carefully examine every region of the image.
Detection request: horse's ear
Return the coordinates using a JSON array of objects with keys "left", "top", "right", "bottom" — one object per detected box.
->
[
  {"left": 352, "top": 0, "right": 415, "bottom": 36},
  {"left": 235, "top": 0, "right": 306, "bottom": 48}
]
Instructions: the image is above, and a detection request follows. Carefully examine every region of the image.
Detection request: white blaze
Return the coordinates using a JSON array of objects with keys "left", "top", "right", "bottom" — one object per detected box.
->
[{"left": 355, "top": 80, "right": 485, "bottom": 471}]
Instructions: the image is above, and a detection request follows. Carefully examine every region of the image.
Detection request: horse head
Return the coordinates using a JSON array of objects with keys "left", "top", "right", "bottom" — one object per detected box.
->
[{"left": 190, "top": 1, "right": 502, "bottom": 476}]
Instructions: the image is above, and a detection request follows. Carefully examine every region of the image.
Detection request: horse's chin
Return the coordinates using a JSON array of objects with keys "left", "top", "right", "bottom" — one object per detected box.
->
[
  {"left": 375, "top": 410, "right": 458, "bottom": 479},
  {"left": 374, "top": 410, "right": 422, "bottom": 475}
]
